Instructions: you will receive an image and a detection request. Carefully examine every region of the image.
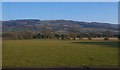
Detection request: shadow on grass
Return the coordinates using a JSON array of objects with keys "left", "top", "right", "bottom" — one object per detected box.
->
[{"left": 71, "top": 41, "right": 119, "bottom": 47}]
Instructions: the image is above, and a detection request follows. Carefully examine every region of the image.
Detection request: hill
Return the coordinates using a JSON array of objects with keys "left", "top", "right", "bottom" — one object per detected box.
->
[{"left": 2, "top": 19, "right": 118, "bottom": 35}]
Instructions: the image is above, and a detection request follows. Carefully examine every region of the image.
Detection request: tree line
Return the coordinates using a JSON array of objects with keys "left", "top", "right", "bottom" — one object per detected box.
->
[{"left": 2, "top": 30, "right": 119, "bottom": 40}]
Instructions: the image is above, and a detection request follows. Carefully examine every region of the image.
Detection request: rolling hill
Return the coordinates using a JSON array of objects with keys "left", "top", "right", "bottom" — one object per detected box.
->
[{"left": 2, "top": 19, "right": 118, "bottom": 35}]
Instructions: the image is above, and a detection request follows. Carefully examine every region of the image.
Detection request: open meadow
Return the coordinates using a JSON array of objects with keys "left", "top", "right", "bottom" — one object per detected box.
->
[{"left": 2, "top": 39, "right": 119, "bottom": 68}]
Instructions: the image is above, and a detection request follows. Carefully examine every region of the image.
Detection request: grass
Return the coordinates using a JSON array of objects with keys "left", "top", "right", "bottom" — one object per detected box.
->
[{"left": 2, "top": 39, "right": 119, "bottom": 68}]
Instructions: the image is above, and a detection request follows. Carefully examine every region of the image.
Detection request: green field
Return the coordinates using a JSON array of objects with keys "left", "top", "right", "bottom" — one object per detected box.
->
[{"left": 2, "top": 40, "right": 119, "bottom": 68}]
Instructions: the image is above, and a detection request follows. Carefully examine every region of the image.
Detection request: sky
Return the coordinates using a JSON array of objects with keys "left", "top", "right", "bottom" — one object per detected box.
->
[
  {"left": 0, "top": 2, "right": 2, "bottom": 20},
  {"left": 2, "top": 2, "right": 118, "bottom": 24},
  {"left": 1, "top": 0, "right": 120, "bottom": 2}
]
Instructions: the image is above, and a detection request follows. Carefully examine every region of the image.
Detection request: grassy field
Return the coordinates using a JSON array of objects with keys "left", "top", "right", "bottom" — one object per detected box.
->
[{"left": 2, "top": 39, "right": 119, "bottom": 68}]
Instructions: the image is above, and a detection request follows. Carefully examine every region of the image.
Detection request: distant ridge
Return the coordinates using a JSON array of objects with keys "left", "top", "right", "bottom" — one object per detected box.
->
[{"left": 2, "top": 19, "right": 118, "bottom": 35}]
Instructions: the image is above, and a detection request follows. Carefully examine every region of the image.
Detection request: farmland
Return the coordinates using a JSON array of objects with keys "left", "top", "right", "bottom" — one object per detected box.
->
[{"left": 2, "top": 39, "right": 119, "bottom": 68}]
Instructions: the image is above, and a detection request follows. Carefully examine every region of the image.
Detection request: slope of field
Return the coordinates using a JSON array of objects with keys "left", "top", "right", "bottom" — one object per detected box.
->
[
  {"left": 2, "top": 40, "right": 118, "bottom": 68},
  {"left": 0, "top": 39, "right": 2, "bottom": 68}
]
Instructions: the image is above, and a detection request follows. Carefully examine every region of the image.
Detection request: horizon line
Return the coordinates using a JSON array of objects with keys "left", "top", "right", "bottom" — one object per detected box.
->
[{"left": 1, "top": 18, "right": 118, "bottom": 24}]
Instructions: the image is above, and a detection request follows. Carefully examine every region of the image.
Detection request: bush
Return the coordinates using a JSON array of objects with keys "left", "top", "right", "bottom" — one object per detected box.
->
[
  {"left": 118, "top": 34, "right": 120, "bottom": 40},
  {"left": 104, "top": 37, "right": 109, "bottom": 40},
  {"left": 88, "top": 36, "right": 92, "bottom": 40}
]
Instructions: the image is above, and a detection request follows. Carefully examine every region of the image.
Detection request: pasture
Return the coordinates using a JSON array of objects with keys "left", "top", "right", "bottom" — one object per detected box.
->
[{"left": 2, "top": 39, "right": 119, "bottom": 68}]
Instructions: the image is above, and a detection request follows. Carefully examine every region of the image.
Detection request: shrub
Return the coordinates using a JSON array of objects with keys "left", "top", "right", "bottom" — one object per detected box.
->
[{"left": 104, "top": 37, "right": 109, "bottom": 40}]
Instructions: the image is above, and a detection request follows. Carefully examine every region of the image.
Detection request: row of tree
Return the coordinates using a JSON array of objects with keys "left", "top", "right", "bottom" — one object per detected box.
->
[{"left": 2, "top": 30, "right": 119, "bottom": 40}]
